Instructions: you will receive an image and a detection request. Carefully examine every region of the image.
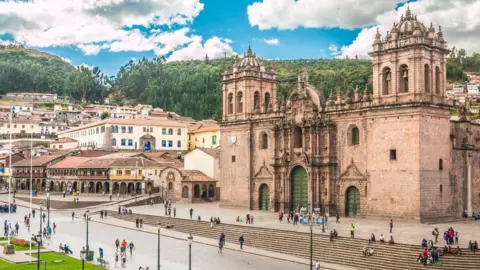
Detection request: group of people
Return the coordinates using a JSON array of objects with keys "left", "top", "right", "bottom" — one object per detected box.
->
[
  {"left": 468, "top": 240, "right": 478, "bottom": 252},
  {"left": 99, "top": 210, "right": 108, "bottom": 219},
  {"left": 118, "top": 207, "right": 133, "bottom": 215},
  {"left": 211, "top": 216, "right": 221, "bottom": 227},
  {"left": 135, "top": 217, "right": 143, "bottom": 228},
  {"left": 114, "top": 238, "right": 135, "bottom": 268},
  {"left": 165, "top": 200, "right": 175, "bottom": 217},
  {"left": 368, "top": 233, "right": 394, "bottom": 245}
]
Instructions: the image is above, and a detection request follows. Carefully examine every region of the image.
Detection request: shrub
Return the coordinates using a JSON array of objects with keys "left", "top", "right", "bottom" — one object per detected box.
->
[{"left": 12, "top": 238, "right": 32, "bottom": 247}]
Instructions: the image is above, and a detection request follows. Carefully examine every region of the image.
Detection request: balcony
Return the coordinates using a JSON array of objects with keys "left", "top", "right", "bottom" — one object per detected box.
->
[
  {"left": 13, "top": 172, "right": 46, "bottom": 178},
  {"left": 110, "top": 175, "right": 145, "bottom": 181},
  {"left": 49, "top": 175, "right": 108, "bottom": 180}
]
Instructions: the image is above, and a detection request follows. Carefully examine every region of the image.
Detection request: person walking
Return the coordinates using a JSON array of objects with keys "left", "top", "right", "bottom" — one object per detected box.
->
[
  {"left": 115, "top": 238, "right": 120, "bottom": 250},
  {"left": 109, "top": 194, "right": 112, "bottom": 201},
  {"left": 42, "top": 213, "right": 46, "bottom": 223},
  {"left": 122, "top": 253, "right": 127, "bottom": 267},
  {"left": 455, "top": 231, "right": 459, "bottom": 245},
  {"left": 53, "top": 223, "right": 56, "bottom": 234},
  {"left": 100, "top": 211, "right": 104, "bottom": 219},
  {"left": 128, "top": 241, "right": 135, "bottom": 255},
  {"left": 104, "top": 210, "right": 108, "bottom": 219},
  {"left": 32, "top": 209, "right": 36, "bottom": 218},
  {"left": 433, "top": 228, "right": 439, "bottom": 243},
  {"left": 389, "top": 219, "right": 393, "bottom": 233},
  {"left": 239, "top": 235, "right": 244, "bottom": 249},
  {"left": 99, "top": 247, "right": 104, "bottom": 258},
  {"left": 189, "top": 208, "right": 194, "bottom": 219},
  {"left": 114, "top": 252, "right": 119, "bottom": 267},
  {"left": 315, "top": 260, "right": 320, "bottom": 270},
  {"left": 173, "top": 208, "right": 176, "bottom": 218},
  {"left": 139, "top": 218, "right": 143, "bottom": 228},
  {"left": 350, "top": 223, "right": 355, "bottom": 239},
  {"left": 218, "top": 241, "right": 223, "bottom": 254},
  {"left": 136, "top": 218, "right": 139, "bottom": 228}
]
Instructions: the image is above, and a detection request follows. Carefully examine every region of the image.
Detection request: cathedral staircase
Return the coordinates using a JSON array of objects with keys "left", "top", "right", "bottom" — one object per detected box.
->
[{"left": 107, "top": 211, "right": 480, "bottom": 270}]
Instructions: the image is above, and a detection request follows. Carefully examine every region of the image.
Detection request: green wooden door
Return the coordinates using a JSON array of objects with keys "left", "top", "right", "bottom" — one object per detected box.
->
[
  {"left": 260, "top": 184, "right": 269, "bottom": 210},
  {"left": 291, "top": 167, "right": 308, "bottom": 211},
  {"left": 347, "top": 186, "right": 361, "bottom": 216}
]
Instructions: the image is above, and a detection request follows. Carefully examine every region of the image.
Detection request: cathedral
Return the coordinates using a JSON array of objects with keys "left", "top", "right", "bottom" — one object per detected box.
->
[{"left": 219, "top": 8, "right": 480, "bottom": 222}]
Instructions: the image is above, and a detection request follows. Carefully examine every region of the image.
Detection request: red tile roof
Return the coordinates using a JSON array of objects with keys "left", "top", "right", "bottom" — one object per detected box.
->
[{"left": 48, "top": 157, "right": 90, "bottom": 168}]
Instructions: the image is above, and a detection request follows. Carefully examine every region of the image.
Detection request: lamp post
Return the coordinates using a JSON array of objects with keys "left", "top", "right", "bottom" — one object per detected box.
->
[
  {"left": 187, "top": 234, "right": 193, "bottom": 270},
  {"left": 37, "top": 202, "right": 43, "bottom": 270},
  {"left": 157, "top": 222, "right": 161, "bottom": 270},
  {"left": 46, "top": 189, "right": 50, "bottom": 229},
  {"left": 80, "top": 247, "right": 86, "bottom": 270},
  {"left": 86, "top": 213, "right": 90, "bottom": 263},
  {"left": 309, "top": 192, "right": 313, "bottom": 270}
]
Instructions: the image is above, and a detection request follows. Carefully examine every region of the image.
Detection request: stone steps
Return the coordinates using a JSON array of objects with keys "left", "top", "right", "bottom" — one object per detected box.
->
[{"left": 108, "top": 212, "right": 480, "bottom": 270}]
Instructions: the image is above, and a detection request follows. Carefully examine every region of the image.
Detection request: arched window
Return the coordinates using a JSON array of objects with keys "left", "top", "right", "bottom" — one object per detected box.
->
[
  {"left": 261, "top": 132, "right": 268, "bottom": 149},
  {"left": 351, "top": 127, "right": 359, "bottom": 145},
  {"left": 293, "top": 126, "right": 302, "bottom": 148},
  {"left": 382, "top": 67, "right": 391, "bottom": 95},
  {"left": 168, "top": 182, "right": 173, "bottom": 190},
  {"left": 253, "top": 91, "right": 260, "bottom": 111},
  {"left": 182, "top": 186, "right": 189, "bottom": 198},
  {"left": 194, "top": 184, "right": 200, "bottom": 198},
  {"left": 208, "top": 184, "right": 215, "bottom": 198},
  {"left": 264, "top": 92, "right": 271, "bottom": 112},
  {"left": 177, "top": 128, "right": 182, "bottom": 135},
  {"left": 399, "top": 65, "right": 409, "bottom": 93},
  {"left": 424, "top": 64, "right": 431, "bottom": 93},
  {"left": 168, "top": 128, "right": 173, "bottom": 135},
  {"left": 236, "top": 92, "right": 243, "bottom": 113},
  {"left": 439, "top": 159, "right": 443, "bottom": 170},
  {"left": 228, "top": 93, "right": 233, "bottom": 114},
  {"left": 177, "top": 140, "right": 181, "bottom": 148},
  {"left": 435, "top": 66, "right": 441, "bottom": 95},
  {"left": 112, "top": 138, "right": 116, "bottom": 146}
]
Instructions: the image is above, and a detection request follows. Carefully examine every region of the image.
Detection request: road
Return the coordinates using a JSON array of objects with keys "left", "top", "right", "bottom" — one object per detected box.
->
[{"left": 2, "top": 206, "right": 308, "bottom": 270}]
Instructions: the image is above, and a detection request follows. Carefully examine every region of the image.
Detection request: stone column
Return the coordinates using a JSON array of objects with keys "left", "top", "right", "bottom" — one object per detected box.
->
[{"left": 467, "top": 153, "right": 472, "bottom": 217}]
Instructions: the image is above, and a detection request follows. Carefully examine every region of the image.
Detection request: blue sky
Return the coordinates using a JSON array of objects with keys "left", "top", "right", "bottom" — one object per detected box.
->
[{"left": 0, "top": 0, "right": 477, "bottom": 75}]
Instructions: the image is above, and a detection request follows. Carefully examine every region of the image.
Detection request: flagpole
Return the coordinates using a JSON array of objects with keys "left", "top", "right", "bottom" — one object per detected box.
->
[
  {"left": 29, "top": 132, "right": 33, "bottom": 262},
  {"left": 7, "top": 111, "right": 12, "bottom": 245}
]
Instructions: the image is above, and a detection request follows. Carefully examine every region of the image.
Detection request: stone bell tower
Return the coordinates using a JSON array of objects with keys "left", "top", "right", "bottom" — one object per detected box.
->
[{"left": 370, "top": 6, "right": 450, "bottom": 105}]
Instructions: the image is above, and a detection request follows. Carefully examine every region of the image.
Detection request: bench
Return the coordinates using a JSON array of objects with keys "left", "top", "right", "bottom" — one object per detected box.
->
[{"left": 96, "top": 257, "right": 109, "bottom": 268}]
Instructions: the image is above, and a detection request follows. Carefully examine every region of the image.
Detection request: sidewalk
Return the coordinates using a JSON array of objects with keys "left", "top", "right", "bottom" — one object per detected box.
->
[{"left": 88, "top": 214, "right": 353, "bottom": 270}]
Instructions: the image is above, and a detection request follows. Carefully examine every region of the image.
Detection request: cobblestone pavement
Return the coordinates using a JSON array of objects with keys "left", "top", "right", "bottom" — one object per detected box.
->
[
  {"left": 1, "top": 206, "right": 312, "bottom": 270},
  {"left": 129, "top": 202, "right": 480, "bottom": 247}
]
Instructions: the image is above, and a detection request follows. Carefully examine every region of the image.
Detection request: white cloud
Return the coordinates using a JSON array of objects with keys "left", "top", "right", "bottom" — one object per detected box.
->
[
  {"left": 77, "top": 63, "right": 95, "bottom": 70},
  {"left": 328, "top": 44, "right": 342, "bottom": 56},
  {"left": 61, "top": 57, "right": 72, "bottom": 64},
  {"left": 77, "top": 44, "right": 101, "bottom": 56},
  {"left": 264, "top": 38, "right": 279, "bottom": 45},
  {"left": 0, "top": 0, "right": 208, "bottom": 56},
  {"left": 169, "top": 36, "right": 234, "bottom": 61},
  {"left": 248, "top": 0, "right": 404, "bottom": 30}
]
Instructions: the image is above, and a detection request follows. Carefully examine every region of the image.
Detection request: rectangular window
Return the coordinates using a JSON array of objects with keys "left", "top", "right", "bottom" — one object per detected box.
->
[
  {"left": 138, "top": 169, "right": 142, "bottom": 175},
  {"left": 177, "top": 140, "right": 181, "bottom": 148},
  {"left": 150, "top": 127, "right": 153, "bottom": 132},
  {"left": 168, "top": 140, "right": 173, "bottom": 147},
  {"left": 125, "top": 170, "right": 131, "bottom": 175},
  {"left": 212, "top": 135, "right": 217, "bottom": 145},
  {"left": 101, "top": 126, "right": 105, "bottom": 133},
  {"left": 143, "top": 127, "right": 146, "bottom": 132},
  {"left": 232, "top": 155, "right": 236, "bottom": 162},
  {"left": 121, "top": 126, "right": 126, "bottom": 133},
  {"left": 162, "top": 140, "right": 166, "bottom": 147},
  {"left": 116, "top": 169, "right": 122, "bottom": 175},
  {"left": 121, "top": 139, "right": 126, "bottom": 146},
  {"left": 390, "top": 149, "right": 397, "bottom": 160},
  {"left": 168, "top": 128, "right": 173, "bottom": 135},
  {"left": 96, "top": 127, "right": 99, "bottom": 134},
  {"left": 128, "top": 127, "right": 133, "bottom": 133},
  {"left": 128, "top": 139, "right": 133, "bottom": 146},
  {"left": 162, "top": 128, "right": 166, "bottom": 135}
]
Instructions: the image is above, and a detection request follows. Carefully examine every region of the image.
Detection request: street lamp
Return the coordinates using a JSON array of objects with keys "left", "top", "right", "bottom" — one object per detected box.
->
[
  {"left": 309, "top": 192, "right": 313, "bottom": 270},
  {"left": 46, "top": 189, "right": 50, "bottom": 229},
  {"left": 80, "top": 247, "right": 86, "bottom": 270},
  {"left": 187, "top": 234, "right": 193, "bottom": 270},
  {"left": 157, "top": 222, "right": 161, "bottom": 270},
  {"left": 85, "top": 213, "right": 91, "bottom": 264},
  {"left": 37, "top": 201, "right": 43, "bottom": 270}
]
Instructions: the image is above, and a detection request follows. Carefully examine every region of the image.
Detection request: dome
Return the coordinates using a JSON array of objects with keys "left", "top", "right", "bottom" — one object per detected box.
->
[
  {"left": 396, "top": 7, "right": 427, "bottom": 37},
  {"left": 236, "top": 45, "right": 263, "bottom": 68}
]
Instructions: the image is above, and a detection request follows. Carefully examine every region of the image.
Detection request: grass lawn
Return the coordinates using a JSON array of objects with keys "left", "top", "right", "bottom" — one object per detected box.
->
[
  {"left": 0, "top": 252, "right": 103, "bottom": 269},
  {"left": 0, "top": 242, "right": 44, "bottom": 251}
]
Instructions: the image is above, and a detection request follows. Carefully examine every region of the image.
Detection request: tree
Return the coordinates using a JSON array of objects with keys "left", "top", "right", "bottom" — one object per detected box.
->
[{"left": 101, "top": 111, "right": 110, "bottom": 120}]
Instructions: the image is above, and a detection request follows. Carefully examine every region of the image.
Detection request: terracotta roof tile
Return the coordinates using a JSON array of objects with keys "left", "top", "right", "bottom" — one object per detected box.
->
[
  {"left": 189, "top": 124, "right": 220, "bottom": 134},
  {"left": 180, "top": 169, "right": 217, "bottom": 182},
  {"left": 48, "top": 157, "right": 90, "bottom": 168},
  {"left": 12, "top": 155, "right": 63, "bottom": 167},
  {"left": 194, "top": 147, "right": 220, "bottom": 158}
]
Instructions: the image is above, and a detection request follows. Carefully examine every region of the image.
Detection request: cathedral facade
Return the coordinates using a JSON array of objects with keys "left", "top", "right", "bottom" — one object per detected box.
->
[{"left": 219, "top": 8, "right": 480, "bottom": 222}]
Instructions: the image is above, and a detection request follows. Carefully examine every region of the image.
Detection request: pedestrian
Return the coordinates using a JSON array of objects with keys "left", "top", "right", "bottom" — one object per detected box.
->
[
  {"left": 433, "top": 228, "right": 439, "bottom": 243},
  {"left": 140, "top": 218, "right": 143, "bottom": 228},
  {"left": 128, "top": 241, "right": 135, "bottom": 255},
  {"left": 173, "top": 208, "right": 176, "bottom": 218},
  {"left": 109, "top": 194, "right": 112, "bottom": 201},
  {"left": 122, "top": 253, "right": 127, "bottom": 268},
  {"left": 220, "top": 232, "right": 225, "bottom": 246},
  {"left": 100, "top": 211, "right": 104, "bottom": 219},
  {"left": 239, "top": 235, "right": 244, "bottom": 249},
  {"left": 63, "top": 191, "right": 66, "bottom": 198},
  {"left": 189, "top": 208, "right": 193, "bottom": 219},
  {"left": 53, "top": 223, "right": 56, "bottom": 234},
  {"left": 14, "top": 222, "right": 19, "bottom": 235},
  {"left": 118, "top": 206, "right": 121, "bottom": 214},
  {"left": 350, "top": 223, "right": 355, "bottom": 238},
  {"left": 323, "top": 215, "right": 327, "bottom": 228},
  {"left": 218, "top": 241, "right": 223, "bottom": 254},
  {"left": 99, "top": 247, "right": 104, "bottom": 258},
  {"left": 389, "top": 219, "right": 393, "bottom": 233},
  {"left": 83, "top": 212, "right": 86, "bottom": 221},
  {"left": 32, "top": 209, "right": 36, "bottom": 218},
  {"left": 115, "top": 238, "right": 120, "bottom": 250},
  {"left": 115, "top": 252, "right": 119, "bottom": 267},
  {"left": 136, "top": 218, "right": 139, "bottom": 228},
  {"left": 150, "top": 199, "right": 154, "bottom": 207},
  {"left": 42, "top": 213, "right": 46, "bottom": 223},
  {"left": 455, "top": 231, "right": 459, "bottom": 245},
  {"left": 168, "top": 208, "right": 171, "bottom": 216},
  {"left": 336, "top": 212, "right": 340, "bottom": 223},
  {"left": 71, "top": 211, "right": 75, "bottom": 221},
  {"left": 104, "top": 210, "right": 108, "bottom": 219}
]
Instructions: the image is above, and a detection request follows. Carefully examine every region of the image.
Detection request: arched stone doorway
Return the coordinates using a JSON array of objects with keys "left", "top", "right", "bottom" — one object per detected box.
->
[
  {"left": 128, "top": 183, "right": 135, "bottom": 194},
  {"left": 81, "top": 182, "right": 86, "bottom": 193},
  {"left": 259, "top": 184, "right": 270, "bottom": 210},
  {"left": 140, "top": 135, "right": 156, "bottom": 151},
  {"left": 88, "top": 182, "right": 94, "bottom": 193},
  {"left": 146, "top": 182, "right": 153, "bottom": 193},
  {"left": 291, "top": 166, "right": 308, "bottom": 211},
  {"left": 72, "top": 182, "right": 77, "bottom": 192},
  {"left": 120, "top": 183, "right": 127, "bottom": 194},
  {"left": 193, "top": 184, "right": 200, "bottom": 198},
  {"left": 60, "top": 182, "right": 65, "bottom": 192},
  {"left": 208, "top": 184, "right": 215, "bottom": 198},
  {"left": 41, "top": 179, "right": 46, "bottom": 191},
  {"left": 201, "top": 184, "right": 207, "bottom": 198},
  {"left": 49, "top": 181, "right": 54, "bottom": 191},
  {"left": 96, "top": 182, "right": 103, "bottom": 193},
  {"left": 104, "top": 182, "right": 110, "bottom": 193},
  {"left": 135, "top": 183, "right": 141, "bottom": 194},
  {"left": 346, "top": 186, "right": 361, "bottom": 217}
]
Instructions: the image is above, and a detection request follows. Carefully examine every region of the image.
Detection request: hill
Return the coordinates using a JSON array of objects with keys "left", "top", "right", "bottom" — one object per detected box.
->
[{"left": 0, "top": 45, "right": 75, "bottom": 96}]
